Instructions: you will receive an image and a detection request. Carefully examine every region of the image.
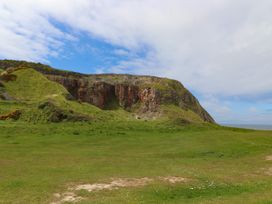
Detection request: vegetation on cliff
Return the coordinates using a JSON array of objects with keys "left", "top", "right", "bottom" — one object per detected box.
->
[{"left": 0, "top": 60, "right": 214, "bottom": 124}]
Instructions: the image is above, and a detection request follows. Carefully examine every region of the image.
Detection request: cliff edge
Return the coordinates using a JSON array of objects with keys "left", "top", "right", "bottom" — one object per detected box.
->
[{"left": 0, "top": 60, "right": 215, "bottom": 124}]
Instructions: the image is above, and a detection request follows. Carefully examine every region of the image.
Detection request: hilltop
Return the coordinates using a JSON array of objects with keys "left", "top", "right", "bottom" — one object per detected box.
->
[{"left": 0, "top": 59, "right": 214, "bottom": 124}]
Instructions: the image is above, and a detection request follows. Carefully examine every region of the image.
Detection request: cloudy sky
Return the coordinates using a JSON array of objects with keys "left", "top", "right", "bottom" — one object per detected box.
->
[{"left": 1, "top": 0, "right": 272, "bottom": 124}]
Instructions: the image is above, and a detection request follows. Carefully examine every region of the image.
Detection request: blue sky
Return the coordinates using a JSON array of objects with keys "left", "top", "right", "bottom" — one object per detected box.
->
[{"left": 1, "top": 0, "right": 272, "bottom": 125}]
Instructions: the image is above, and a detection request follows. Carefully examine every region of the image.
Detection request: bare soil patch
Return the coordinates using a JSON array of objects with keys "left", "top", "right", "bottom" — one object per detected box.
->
[
  {"left": 73, "top": 177, "right": 153, "bottom": 192},
  {"left": 50, "top": 176, "right": 189, "bottom": 203},
  {"left": 265, "top": 167, "right": 272, "bottom": 176},
  {"left": 159, "top": 176, "right": 189, "bottom": 184},
  {"left": 265, "top": 155, "right": 272, "bottom": 161},
  {"left": 50, "top": 192, "right": 83, "bottom": 204}
]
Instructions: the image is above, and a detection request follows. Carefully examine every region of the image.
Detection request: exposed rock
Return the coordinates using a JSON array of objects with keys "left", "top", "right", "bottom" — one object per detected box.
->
[
  {"left": 139, "top": 88, "right": 160, "bottom": 112},
  {"left": 0, "top": 67, "right": 27, "bottom": 82},
  {"left": 85, "top": 81, "right": 116, "bottom": 109},
  {"left": 0, "top": 60, "right": 215, "bottom": 123},
  {"left": 46, "top": 75, "right": 162, "bottom": 112},
  {"left": 0, "top": 72, "right": 17, "bottom": 82},
  {"left": 45, "top": 75, "right": 214, "bottom": 123},
  {"left": 115, "top": 84, "right": 139, "bottom": 109},
  {"left": 0, "top": 110, "right": 21, "bottom": 120}
]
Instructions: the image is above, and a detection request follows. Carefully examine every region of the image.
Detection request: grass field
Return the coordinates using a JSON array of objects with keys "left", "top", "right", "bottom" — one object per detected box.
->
[{"left": 1, "top": 121, "right": 272, "bottom": 204}]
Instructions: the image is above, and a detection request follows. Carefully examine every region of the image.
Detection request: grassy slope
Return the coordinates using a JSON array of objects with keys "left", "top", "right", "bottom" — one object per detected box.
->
[
  {"left": 0, "top": 68, "right": 135, "bottom": 122},
  {"left": 0, "top": 121, "right": 272, "bottom": 203},
  {"left": 0, "top": 68, "right": 206, "bottom": 124},
  {"left": 3, "top": 68, "right": 69, "bottom": 102},
  {"left": 161, "top": 105, "right": 204, "bottom": 124},
  {"left": 0, "top": 59, "right": 214, "bottom": 123}
]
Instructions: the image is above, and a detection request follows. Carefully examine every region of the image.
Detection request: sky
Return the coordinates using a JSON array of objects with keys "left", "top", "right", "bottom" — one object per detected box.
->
[{"left": 0, "top": 0, "right": 272, "bottom": 125}]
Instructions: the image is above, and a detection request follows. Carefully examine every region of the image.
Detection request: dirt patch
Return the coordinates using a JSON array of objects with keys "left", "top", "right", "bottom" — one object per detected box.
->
[
  {"left": 73, "top": 177, "right": 153, "bottom": 192},
  {"left": 50, "top": 192, "right": 83, "bottom": 204},
  {"left": 159, "top": 176, "right": 189, "bottom": 184},
  {"left": 265, "top": 155, "right": 272, "bottom": 161},
  {"left": 265, "top": 167, "right": 272, "bottom": 176},
  {"left": 261, "top": 156, "right": 272, "bottom": 176},
  {"left": 51, "top": 176, "right": 188, "bottom": 203},
  {"left": 260, "top": 167, "right": 272, "bottom": 176}
]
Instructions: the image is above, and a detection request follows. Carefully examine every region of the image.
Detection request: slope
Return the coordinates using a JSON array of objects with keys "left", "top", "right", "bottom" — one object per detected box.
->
[{"left": 0, "top": 60, "right": 215, "bottom": 124}]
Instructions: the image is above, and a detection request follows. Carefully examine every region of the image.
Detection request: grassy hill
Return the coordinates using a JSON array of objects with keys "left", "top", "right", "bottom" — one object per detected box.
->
[
  {"left": 0, "top": 60, "right": 214, "bottom": 124},
  {"left": 0, "top": 60, "right": 272, "bottom": 204},
  {"left": 2, "top": 68, "right": 68, "bottom": 102},
  {"left": 0, "top": 67, "right": 139, "bottom": 123}
]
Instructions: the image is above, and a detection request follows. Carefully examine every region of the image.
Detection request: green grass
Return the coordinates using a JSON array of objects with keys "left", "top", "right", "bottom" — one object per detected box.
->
[
  {"left": 1, "top": 66, "right": 272, "bottom": 203},
  {"left": 161, "top": 104, "right": 204, "bottom": 124},
  {"left": 0, "top": 121, "right": 272, "bottom": 203},
  {"left": 2, "top": 68, "right": 69, "bottom": 102}
]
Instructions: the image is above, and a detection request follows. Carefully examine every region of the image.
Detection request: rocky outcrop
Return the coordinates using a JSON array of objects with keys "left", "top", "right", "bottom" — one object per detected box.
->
[
  {"left": 115, "top": 84, "right": 139, "bottom": 108},
  {"left": 0, "top": 110, "right": 21, "bottom": 120},
  {"left": 46, "top": 75, "right": 161, "bottom": 111},
  {"left": 139, "top": 88, "right": 160, "bottom": 112},
  {"left": 0, "top": 60, "right": 215, "bottom": 123},
  {"left": 78, "top": 81, "right": 115, "bottom": 108},
  {"left": 46, "top": 76, "right": 116, "bottom": 109},
  {"left": 45, "top": 74, "right": 214, "bottom": 123}
]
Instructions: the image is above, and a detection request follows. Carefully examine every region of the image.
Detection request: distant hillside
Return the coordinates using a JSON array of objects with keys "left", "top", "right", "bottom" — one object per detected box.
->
[{"left": 0, "top": 59, "right": 215, "bottom": 124}]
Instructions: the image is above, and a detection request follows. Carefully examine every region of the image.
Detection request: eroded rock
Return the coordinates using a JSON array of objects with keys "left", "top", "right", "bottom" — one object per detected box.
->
[
  {"left": 45, "top": 74, "right": 214, "bottom": 122},
  {"left": 0, "top": 110, "right": 21, "bottom": 120}
]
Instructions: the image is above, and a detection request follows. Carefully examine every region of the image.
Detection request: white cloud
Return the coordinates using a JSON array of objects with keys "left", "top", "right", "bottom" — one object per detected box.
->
[
  {"left": 1, "top": 0, "right": 272, "bottom": 123},
  {"left": 0, "top": 0, "right": 74, "bottom": 61},
  {"left": 47, "top": 0, "right": 272, "bottom": 97},
  {"left": 113, "top": 49, "right": 130, "bottom": 56}
]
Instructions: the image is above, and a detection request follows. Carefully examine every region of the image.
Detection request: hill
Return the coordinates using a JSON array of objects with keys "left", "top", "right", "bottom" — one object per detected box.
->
[
  {"left": 1, "top": 60, "right": 272, "bottom": 204},
  {"left": 0, "top": 60, "right": 214, "bottom": 124}
]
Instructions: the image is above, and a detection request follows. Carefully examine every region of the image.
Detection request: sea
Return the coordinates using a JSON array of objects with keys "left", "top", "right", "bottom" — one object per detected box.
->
[{"left": 221, "top": 124, "right": 272, "bottom": 130}]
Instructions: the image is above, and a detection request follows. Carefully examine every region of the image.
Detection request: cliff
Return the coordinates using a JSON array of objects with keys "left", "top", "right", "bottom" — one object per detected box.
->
[{"left": 0, "top": 60, "right": 215, "bottom": 123}]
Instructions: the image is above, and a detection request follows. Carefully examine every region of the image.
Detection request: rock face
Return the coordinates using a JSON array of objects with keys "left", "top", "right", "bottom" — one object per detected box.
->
[
  {"left": 115, "top": 84, "right": 139, "bottom": 109},
  {"left": 45, "top": 75, "right": 161, "bottom": 111},
  {"left": 139, "top": 88, "right": 160, "bottom": 112},
  {"left": 0, "top": 60, "right": 215, "bottom": 123},
  {"left": 45, "top": 74, "right": 214, "bottom": 123}
]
